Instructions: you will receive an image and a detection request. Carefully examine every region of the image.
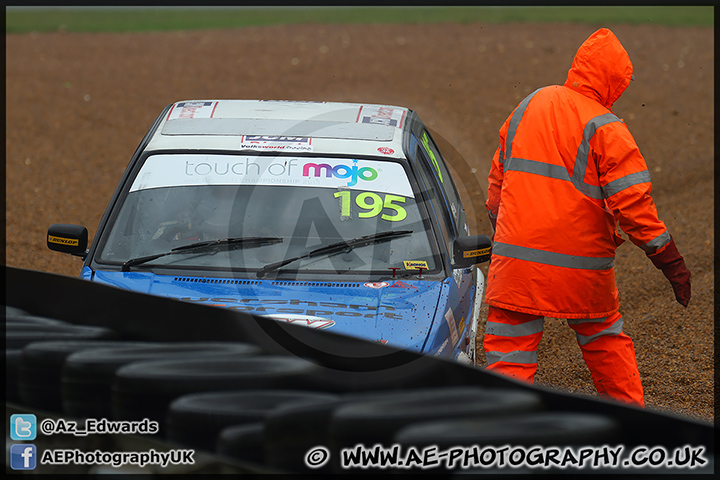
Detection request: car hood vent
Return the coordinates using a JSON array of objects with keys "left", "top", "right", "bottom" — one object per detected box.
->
[
  {"left": 170, "top": 277, "right": 362, "bottom": 288},
  {"left": 172, "top": 277, "right": 261, "bottom": 286},
  {"left": 271, "top": 281, "right": 363, "bottom": 288}
]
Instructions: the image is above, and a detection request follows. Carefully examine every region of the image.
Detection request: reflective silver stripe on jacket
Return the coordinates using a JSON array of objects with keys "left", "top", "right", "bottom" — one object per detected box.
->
[
  {"left": 572, "top": 113, "right": 621, "bottom": 199},
  {"left": 568, "top": 315, "right": 624, "bottom": 345},
  {"left": 603, "top": 170, "right": 652, "bottom": 197},
  {"left": 493, "top": 242, "right": 614, "bottom": 270},
  {"left": 640, "top": 230, "right": 672, "bottom": 253},
  {"left": 485, "top": 318, "right": 544, "bottom": 337},
  {"left": 485, "top": 350, "right": 538, "bottom": 366},
  {"left": 505, "top": 88, "right": 543, "bottom": 162},
  {"left": 503, "top": 89, "right": 651, "bottom": 200}
]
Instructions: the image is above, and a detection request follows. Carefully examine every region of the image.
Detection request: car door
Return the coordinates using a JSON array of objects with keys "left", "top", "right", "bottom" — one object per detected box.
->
[{"left": 409, "top": 123, "right": 477, "bottom": 359}]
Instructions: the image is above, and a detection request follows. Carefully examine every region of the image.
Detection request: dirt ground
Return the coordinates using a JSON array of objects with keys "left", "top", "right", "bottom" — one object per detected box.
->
[{"left": 5, "top": 23, "right": 713, "bottom": 423}]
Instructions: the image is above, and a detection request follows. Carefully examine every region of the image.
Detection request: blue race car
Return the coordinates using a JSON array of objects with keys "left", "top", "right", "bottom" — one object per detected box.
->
[{"left": 47, "top": 100, "right": 491, "bottom": 364}]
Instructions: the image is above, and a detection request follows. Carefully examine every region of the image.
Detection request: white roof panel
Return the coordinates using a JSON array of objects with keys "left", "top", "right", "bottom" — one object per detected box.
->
[
  {"left": 144, "top": 100, "right": 410, "bottom": 159},
  {"left": 161, "top": 118, "right": 395, "bottom": 141}
]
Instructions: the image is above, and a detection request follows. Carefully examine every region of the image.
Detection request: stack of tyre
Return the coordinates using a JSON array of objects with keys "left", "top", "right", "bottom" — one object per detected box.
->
[{"left": 4, "top": 305, "right": 712, "bottom": 474}]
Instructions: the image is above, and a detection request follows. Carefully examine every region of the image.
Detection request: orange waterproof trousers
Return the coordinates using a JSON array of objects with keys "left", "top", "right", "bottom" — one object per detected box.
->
[{"left": 483, "top": 306, "right": 644, "bottom": 407}]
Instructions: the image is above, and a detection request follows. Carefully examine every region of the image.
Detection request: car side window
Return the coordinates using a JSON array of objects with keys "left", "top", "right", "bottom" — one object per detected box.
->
[
  {"left": 418, "top": 129, "right": 465, "bottom": 236},
  {"left": 412, "top": 141, "right": 453, "bottom": 257}
]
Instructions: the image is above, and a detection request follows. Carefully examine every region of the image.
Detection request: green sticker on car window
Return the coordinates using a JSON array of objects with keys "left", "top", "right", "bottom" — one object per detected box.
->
[
  {"left": 421, "top": 131, "right": 443, "bottom": 183},
  {"left": 334, "top": 191, "right": 407, "bottom": 222}
]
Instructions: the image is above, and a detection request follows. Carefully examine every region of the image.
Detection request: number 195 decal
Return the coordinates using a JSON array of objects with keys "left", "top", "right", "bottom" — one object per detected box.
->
[{"left": 334, "top": 191, "right": 407, "bottom": 222}]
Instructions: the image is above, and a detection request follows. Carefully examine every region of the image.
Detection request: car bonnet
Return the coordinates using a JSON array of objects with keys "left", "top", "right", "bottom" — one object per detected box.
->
[{"left": 90, "top": 271, "right": 443, "bottom": 351}]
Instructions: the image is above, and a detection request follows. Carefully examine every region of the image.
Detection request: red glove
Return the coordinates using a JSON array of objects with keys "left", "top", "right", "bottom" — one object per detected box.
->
[{"left": 647, "top": 237, "right": 691, "bottom": 307}]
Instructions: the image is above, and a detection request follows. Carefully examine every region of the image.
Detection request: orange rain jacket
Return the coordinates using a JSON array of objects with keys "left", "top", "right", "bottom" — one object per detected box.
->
[{"left": 484, "top": 28, "right": 671, "bottom": 319}]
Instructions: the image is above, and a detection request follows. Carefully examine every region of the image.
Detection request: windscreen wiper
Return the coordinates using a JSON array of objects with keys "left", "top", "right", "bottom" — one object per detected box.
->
[
  {"left": 255, "top": 230, "right": 412, "bottom": 278},
  {"left": 121, "top": 236, "right": 283, "bottom": 271}
]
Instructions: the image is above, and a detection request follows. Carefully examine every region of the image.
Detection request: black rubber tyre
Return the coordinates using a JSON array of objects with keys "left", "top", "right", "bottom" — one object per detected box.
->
[
  {"left": 17, "top": 340, "right": 154, "bottom": 414},
  {"left": 5, "top": 305, "right": 31, "bottom": 317},
  {"left": 395, "top": 411, "right": 622, "bottom": 448},
  {"left": 7, "top": 323, "right": 118, "bottom": 350},
  {"left": 112, "top": 355, "right": 322, "bottom": 431},
  {"left": 166, "top": 390, "right": 337, "bottom": 451},
  {"left": 390, "top": 412, "right": 621, "bottom": 473},
  {"left": 263, "top": 389, "right": 421, "bottom": 473},
  {"left": 62, "top": 342, "right": 264, "bottom": 419},
  {"left": 329, "top": 386, "right": 544, "bottom": 452},
  {"left": 299, "top": 351, "right": 485, "bottom": 394},
  {"left": 216, "top": 423, "right": 265, "bottom": 465},
  {"left": 5, "top": 314, "right": 69, "bottom": 326},
  {"left": 6, "top": 349, "right": 23, "bottom": 403}
]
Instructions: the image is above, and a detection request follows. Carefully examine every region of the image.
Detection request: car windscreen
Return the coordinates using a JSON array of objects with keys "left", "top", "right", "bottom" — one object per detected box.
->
[{"left": 96, "top": 153, "right": 441, "bottom": 277}]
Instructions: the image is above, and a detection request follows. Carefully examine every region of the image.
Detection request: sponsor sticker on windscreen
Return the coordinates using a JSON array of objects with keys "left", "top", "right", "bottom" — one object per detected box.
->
[
  {"left": 240, "top": 135, "right": 313, "bottom": 152},
  {"left": 167, "top": 101, "right": 218, "bottom": 120},
  {"left": 356, "top": 105, "right": 406, "bottom": 128},
  {"left": 403, "top": 260, "right": 429, "bottom": 270},
  {"left": 130, "top": 154, "right": 414, "bottom": 197}
]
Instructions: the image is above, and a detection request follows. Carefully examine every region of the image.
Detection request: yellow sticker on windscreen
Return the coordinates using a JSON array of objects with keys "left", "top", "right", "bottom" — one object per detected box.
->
[{"left": 403, "top": 260, "right": 429, "bottom": 270}]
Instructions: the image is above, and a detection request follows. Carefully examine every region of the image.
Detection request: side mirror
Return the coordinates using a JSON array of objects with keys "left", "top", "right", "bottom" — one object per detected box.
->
[
  {"left": 47, "top": 224, "right": 88, "bottom": 258},
  {"left": 452, "top": 234, "right": 492, "bottom": 268}
]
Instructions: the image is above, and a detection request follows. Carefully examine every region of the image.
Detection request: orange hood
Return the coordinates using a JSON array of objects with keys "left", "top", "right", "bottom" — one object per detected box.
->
[{"left": 564, "top": 28, "right": 633, "bottom": 109}]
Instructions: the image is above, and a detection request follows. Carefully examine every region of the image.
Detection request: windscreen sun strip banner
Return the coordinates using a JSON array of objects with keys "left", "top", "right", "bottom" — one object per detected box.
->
[{"left": 129, "top": 154, "right": 415, "bottom": 197}]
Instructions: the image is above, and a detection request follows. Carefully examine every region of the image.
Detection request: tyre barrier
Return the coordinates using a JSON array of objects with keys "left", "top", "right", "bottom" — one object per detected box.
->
[
  {"left": 4, "top": 267, "right": 716, "bottom": 475},
  {"left": 112, "top": 355, "right": 322, "bottom": 431},
  {"left": 296, "top": 350, "right": 490, "bottom": 394},
  {"left": 260, "top": 386, "right": 545, "bottom": 474},
  {"left": 6, "top": 314, "right": 70, "bottom": 326},
  {"left": 6, "top": 349, "right": 23, "bottom": 403},
  {"left": 327, "top": 386, "right": 545, "bottom": 472},
  {"left": 395, "top": 411, "right": 621, "bottom": 448},
  {"left": 263, "top": 395, "right": 352, "bottom": 473},
  {"left": 6, "top": 305, "right": 31, "bottom": 317},
  {"left": 17, "top": 340, "right": 153, "bottom": 415},
  {"left": 393, "top": 411, "right": 621, "bottom": 473},
  {"left": 262, "top": 388, "right": 463, "bottom": 473},
  {"left": 216, "top": 423, "right": 266, "bottom": 465},
  {"left": 6, "top": 322, "right": 118, "bottom": 350},
  {"left": 62, "top": 342, "right": 264, "bottom": 420},
  {"left": 166, "top": 390, "right": 338, "bottom": 451}
]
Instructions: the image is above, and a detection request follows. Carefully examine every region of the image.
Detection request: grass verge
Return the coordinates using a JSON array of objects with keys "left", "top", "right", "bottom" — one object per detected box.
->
[{"left": 6, "top": 6, "right": 714, "bottom": 34}]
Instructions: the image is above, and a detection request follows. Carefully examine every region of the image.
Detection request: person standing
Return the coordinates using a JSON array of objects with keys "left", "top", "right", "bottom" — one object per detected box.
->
[{"left": 482, "top": 28, "right": 691, "bottom": 407}]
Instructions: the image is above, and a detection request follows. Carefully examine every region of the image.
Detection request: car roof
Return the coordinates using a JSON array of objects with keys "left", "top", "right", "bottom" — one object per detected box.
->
[{"left": 144, "top": 100, "right": 411, "bottom": 159}]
